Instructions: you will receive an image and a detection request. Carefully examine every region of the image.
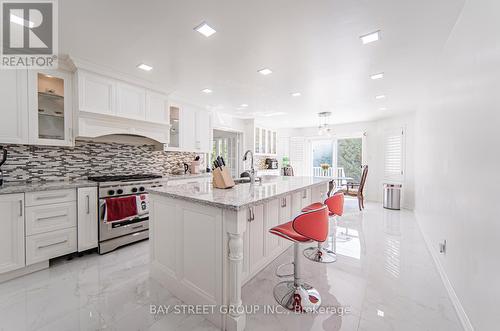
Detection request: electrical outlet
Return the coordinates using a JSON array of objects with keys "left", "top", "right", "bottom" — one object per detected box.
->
[{"left": 439, "top": 240, "right": 447, "bottom": 254}]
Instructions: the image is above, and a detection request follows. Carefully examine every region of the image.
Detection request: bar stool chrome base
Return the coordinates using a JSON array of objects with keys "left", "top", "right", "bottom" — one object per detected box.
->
[
  {"left": 273, "top": 280, "right": 322, "bottom": 312},
  {"left": 303, "top": 245, "right": 337, "bottom": 263}
]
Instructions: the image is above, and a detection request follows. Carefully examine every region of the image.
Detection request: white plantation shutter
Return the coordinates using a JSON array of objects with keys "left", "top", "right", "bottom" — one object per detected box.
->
[
  {"left": 384, "top": 128, "right": 404, "bottom": 181},
  {"left": 289, "top": 137, "right": 306, "bottom": 176}
]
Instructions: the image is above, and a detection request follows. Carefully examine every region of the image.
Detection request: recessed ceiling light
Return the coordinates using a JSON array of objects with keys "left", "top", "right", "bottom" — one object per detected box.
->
[
  {"left": 201, "top": 88, "right": 213, "bottom": 94},
  {"left": 379, "top": 107, "right": 387, "bottom": 111},
  {"left": 194, "top": 22, "right": 216, "bottom": 37},
  {"left": 258, "top": 68, "right": 273, "bottom": 75},
  {"left": 360, "top": 30, "right": 380, "bottom": 44},
  {"left": 377, "top": 310, "right": 385, "bottom": 317},
  {"left": 370, "top": 72, "right": 384, "bottom": 80},
  {"left": 291, "top": 92, "right": 301, "bottom": 97},
  {"left": 375, "top": 94, "right": 386, "bottom": 100},
  {"left": 240, "top": 104, "right": 248, "bottom": 107},
  {"left": 137, "top": 63, "right": 153, "bottom": 71}
]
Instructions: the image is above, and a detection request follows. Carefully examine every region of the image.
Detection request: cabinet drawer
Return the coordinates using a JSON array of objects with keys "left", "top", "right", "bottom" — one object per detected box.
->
[
  {"left": 26, "top": 202, "right": 77, "bottom": 235},
  {"left": 26, "top": 228, "right": 77, "bottom": 265},
  {"left": 26, "top": 189, "right": 76, "bottom": 207}
]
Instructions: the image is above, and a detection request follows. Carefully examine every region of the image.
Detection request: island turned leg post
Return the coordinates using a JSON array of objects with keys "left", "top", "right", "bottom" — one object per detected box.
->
[{"left": 227, "top": 232, "right": 246, "bottom": 331}]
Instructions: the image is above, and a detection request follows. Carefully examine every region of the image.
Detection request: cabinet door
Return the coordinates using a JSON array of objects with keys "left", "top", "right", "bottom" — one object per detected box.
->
[
  {"left": 247, "top": 204, "right": 265, "bottom": 274},
  {"left": 0, "top": 194, "right": 25, "bottom": 274},
  {"left": 28, "top": 69, "right": 74, "bottom": 146},
  {"left": 116, "top": 82, "right": 146, "bottom": 121},
  {"left": 301, "top": 188, "right": 312, "bottom": 208},
  {"left": 265, "top": 199, "right": 280, "bottom": 257},
  {"left": 278, "top": 195, "right": 292, "bottom": 248},
  {"left": 267, "top": 130, "right": 272, "bottom": 154},
  {"left": 254, "top": 128, "right": 261, "bottom": 154},
  {"left": 261, "top": 129, "right": 267, "bottom": 154},
  {"left": 77, "top": 187, "right": 98, "bottom": 252},
  {"left": 181, "top": 107, "right": 196, "bottom": 150},
  {"left": 145, "top": 91, "right": 169, "bottom": 123},
  {"left": 272, "top": 131, "right": 277, "bottom": 155},
  {"left": 0, "top": 70, "right": 28, "bottom": 144},
  {"left": 195, "top": 110, "right": 210, "bottom": 152},
  {"left": 78, "top": 70, "right": 116, "bottom": 116}
]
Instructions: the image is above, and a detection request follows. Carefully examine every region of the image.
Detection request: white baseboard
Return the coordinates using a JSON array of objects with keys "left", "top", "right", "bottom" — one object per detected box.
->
[{"left": 414, "top": 213, "right": 474, "bottom": 331}]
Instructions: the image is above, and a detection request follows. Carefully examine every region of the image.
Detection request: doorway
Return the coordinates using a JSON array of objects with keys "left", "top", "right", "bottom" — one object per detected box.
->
[
  {"left": 212, "top": 129, "right": 242, "bottom": 178},
  {"left": 311, "top": 137, "right": 363, "bottom": 184}
]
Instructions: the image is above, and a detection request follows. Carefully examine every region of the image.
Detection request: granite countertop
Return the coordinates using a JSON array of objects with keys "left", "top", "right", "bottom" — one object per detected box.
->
[
  {"left": 0, "top": 173, "right": 211, "bottom": 195},
  {"left": 166, "top": 173, "right": 211, "bottom": 180},
  {"left": 0, "top": 180, "right": 98, "bottom": 195},
  {"left": 149, "top": 176, "right": 330, "bottom": 211}
]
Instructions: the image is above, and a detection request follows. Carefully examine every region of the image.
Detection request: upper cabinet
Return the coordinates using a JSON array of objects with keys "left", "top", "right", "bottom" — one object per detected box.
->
[
  {"left": 28, "top": 69, "right": 74, "bottom": 147},
  {"left": 77, "top": 71, "right": 115, "bottom": 116},
  {"left": 116, "top": 82, "right": 146, "bottom": 121},
  {"left": 0, "top": 70, "right": 28, "bottom": 144},
  {"left": 75, "top": 69, "right": 171, "bottom": 144},
  {"left": 146, "top": 91, "right": 169, "bottom": 124},
  {"left": 253, "top": 125, "right": 278, "bottom": 156},
  {"left": 165, "top": 101, "right": 211, "bottom": 153}
]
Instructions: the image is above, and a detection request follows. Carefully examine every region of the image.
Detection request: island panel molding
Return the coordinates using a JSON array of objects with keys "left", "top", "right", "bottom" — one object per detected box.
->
[{"left": 149, "top": 178, "right": 329, "bottom": 331}]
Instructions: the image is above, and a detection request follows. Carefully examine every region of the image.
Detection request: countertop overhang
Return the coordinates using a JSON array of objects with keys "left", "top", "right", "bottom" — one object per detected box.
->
[{"left": 149, "top": 176, "right": 331, "bottom": 211}]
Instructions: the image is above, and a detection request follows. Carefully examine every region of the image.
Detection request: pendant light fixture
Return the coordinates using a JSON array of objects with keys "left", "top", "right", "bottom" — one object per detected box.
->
[{"left": 317, "top": 111, "right": 333, "bottom": 137}]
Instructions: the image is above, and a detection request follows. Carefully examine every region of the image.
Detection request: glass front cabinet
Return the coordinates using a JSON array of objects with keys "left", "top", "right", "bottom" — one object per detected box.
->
[
  {"left": 253, "top": 126, "right": 278, "bottom": 156},
  {"left": 28, "top": 70, "right": 73, "bottom": 146}
]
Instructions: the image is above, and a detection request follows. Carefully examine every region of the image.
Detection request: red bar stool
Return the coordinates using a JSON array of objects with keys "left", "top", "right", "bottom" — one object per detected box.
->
[
  {"left": 302, "top": 193, "right": 344, "bottom": 263},
  {"left": 269, "top": 205, "right": 329, "bottom": 312}
]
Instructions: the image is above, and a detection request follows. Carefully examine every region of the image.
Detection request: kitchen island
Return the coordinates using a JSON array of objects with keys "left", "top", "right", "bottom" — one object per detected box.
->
[{"left": 148, "top": 176, "right": 330, "bottom": 331}]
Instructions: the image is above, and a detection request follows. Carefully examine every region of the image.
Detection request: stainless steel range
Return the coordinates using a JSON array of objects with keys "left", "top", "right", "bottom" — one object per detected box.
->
[{"left": 88, "top": 174, "right": 164, "bottom": 254}]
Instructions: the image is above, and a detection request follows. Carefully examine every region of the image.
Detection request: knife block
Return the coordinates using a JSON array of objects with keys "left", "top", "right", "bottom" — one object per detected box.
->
[{"left": 212, "top": 167, "right": 235, "bottom": 189}]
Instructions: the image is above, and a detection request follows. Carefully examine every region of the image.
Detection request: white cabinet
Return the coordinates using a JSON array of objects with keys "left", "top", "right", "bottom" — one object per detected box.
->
[
  {"left": 28, "top": 69, "right": 74, "bottom": 146},
  {"left": 246, "top": 204, "right": 265, "bottom": 274},
  {"left": 180, "top": 106, "right": 196, "bottom": 150},
  {"left": 116, "top": 82, "right": 146, "bottom": 121},
  {"left": 77, "top": 187, "right": 98, "bottom": 252},
  {"left": 25, "top": 189, "right": 77, "bottom": 265},
  {"left": 26, "top": 228, "right": 77, "bottom": 265},
  {"left": 253, "top": 125, "right": 278, "bottom": 156},
  {"left": 78, "top": 70, "right": 116, "bottom": 116},
  {"left": 265, "top": 199, "right": 281, "bottom": 257},
  {"left": 195, "top": 110, "right": 210, "bottom": 152},
  {"left": 146, "top": 91, "right": 169, "bottom": 124},
  {"left": 168, "top": 102, "right": 211, "bottom": 152},
  {"left": 0, "top": 71, "right": 29, "bottom": 144},
  {"left": 0, "top": 194, "right": 25, "bottom": 274}
]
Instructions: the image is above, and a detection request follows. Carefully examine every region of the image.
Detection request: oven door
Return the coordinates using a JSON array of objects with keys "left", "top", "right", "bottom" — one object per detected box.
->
[{"left": 99, "top": 195, "right": 150, "bottom": 241}]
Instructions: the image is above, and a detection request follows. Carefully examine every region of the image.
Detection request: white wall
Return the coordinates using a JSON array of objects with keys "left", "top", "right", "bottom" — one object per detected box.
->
[
  {"left": 278, "top": 114, "right": 415, "bottom": 209},
  {"left": 414, "top": 1, "right": 500, "bottom": 330}
]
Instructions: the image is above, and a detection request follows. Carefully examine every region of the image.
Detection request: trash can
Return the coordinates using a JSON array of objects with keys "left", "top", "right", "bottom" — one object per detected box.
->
[{"left": 383, "top": 184, "right": 402, "bottom": 210}]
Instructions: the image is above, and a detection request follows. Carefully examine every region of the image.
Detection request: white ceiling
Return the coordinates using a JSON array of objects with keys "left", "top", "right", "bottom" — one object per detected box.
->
[{"left": 59, "top": 0, "right": 465, "bottom": 128}]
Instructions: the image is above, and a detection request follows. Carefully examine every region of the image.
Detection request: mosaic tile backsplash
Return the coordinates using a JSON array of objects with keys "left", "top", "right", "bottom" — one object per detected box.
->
[{"left": 0, "top": 140, "right": 198, "bottom": 183}]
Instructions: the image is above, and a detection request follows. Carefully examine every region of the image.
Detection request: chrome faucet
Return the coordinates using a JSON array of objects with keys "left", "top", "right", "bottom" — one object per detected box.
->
[{"left": 243, "top": 150, "right": 255, "bottom": 184}]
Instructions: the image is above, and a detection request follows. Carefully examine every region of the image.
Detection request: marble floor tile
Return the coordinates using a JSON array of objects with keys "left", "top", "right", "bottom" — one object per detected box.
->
[{"left": 0, "top": 198, "right": 462, "bottom": 331}]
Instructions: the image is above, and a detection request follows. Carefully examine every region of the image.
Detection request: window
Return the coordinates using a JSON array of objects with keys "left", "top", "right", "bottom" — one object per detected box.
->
[{"left": 384, "top": 128, "right": 404, "bottom": 181}]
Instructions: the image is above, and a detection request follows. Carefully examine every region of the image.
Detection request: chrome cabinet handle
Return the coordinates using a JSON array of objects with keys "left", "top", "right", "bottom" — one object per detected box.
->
[
  {"left": 248, "top": 207, "right": 255, "bottom": 222},
  {"left": 86, "top": 195, "right": 90, "bottom": 215},
  {"left": 302, "top": 190, "right": 307, "bottom": 199},
  {"left": 36, "top": 194, "right": 67, "bottom": 200},
  {"left": 19, "top": 200, "right": 23, "bottom": 217},
  {"left": 281, "top": 197, "right": 287, "bottom": 208},
  {"left": 38, "top": 239, "right": 68, "bottom": 249},
  {"left": 36, "top": 214, "right": 67, "bottom": 222}
]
